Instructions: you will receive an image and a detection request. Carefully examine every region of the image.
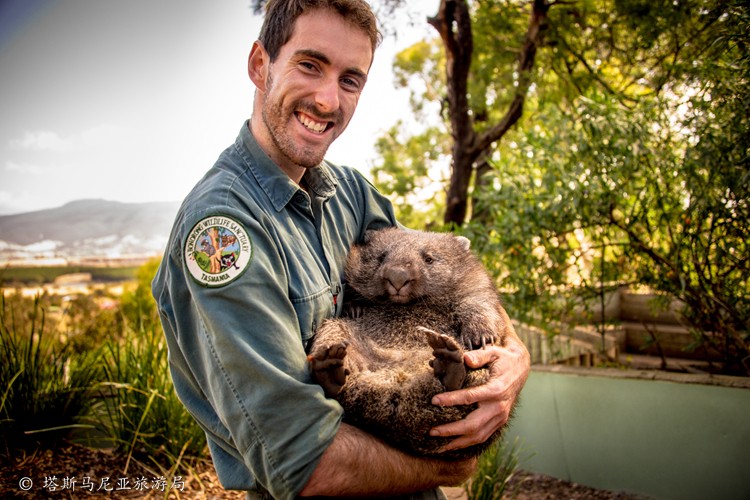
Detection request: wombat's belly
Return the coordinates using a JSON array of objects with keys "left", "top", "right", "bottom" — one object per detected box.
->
[
  {"left": 351, "top": 305, "right": 458, "bottom": 349},
  {"left": 338, "top": 354, "right": 494, "bottom": 460},
  {"left": 334, "top": 304, "right": 502, "bottom": 458}
]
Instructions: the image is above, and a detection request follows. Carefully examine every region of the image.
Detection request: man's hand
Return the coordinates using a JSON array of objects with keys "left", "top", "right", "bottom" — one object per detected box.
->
[{"left": 429, "top": 326, "right": 530, "bottom": 452}]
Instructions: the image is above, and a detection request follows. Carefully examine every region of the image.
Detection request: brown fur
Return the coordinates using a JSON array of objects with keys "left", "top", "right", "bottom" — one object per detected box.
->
[{"left": 308, "top": 227, "right": 511, "bottom": 459}]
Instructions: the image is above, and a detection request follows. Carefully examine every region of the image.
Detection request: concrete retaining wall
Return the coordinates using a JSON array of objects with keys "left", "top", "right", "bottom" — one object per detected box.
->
[{"left": 504, "top": 367, "right": 750, "bottom": 500}]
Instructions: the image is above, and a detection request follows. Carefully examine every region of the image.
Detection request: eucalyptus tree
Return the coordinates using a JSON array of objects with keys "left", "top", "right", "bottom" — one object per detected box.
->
[{"left": 467, "top": 0, "right": 750, "bottom": 374}]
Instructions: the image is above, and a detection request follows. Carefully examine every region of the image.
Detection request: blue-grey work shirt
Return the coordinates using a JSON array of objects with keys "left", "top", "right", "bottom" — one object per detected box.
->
[{"left": 152, "top": 121, "right": 398, "bottom": 498}]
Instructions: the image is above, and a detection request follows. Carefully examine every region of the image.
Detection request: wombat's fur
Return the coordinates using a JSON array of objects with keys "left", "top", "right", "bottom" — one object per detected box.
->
[{"left": 308, "top": 227, "right": 511, "bottom": 459}]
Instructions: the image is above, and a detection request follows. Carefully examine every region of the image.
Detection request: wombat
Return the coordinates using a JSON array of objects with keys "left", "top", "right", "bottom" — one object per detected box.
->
[{"left": 308, "top": 227, "right": 511, "bottom": 459}]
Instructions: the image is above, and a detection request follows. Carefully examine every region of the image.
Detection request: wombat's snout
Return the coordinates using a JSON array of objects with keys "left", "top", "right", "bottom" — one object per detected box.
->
[{"left": 383, "top": 264, "right": 416, "bottom": 301}]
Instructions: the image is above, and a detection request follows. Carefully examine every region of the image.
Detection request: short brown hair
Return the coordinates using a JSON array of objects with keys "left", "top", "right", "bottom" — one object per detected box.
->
[{"left": 258, "top": 0, "right": 382, "bottom": 61}]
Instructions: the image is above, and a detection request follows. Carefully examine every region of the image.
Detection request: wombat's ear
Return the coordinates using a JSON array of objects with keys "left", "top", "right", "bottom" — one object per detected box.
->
[{"left": 455, "top": 235, "right": 471, "bottom": 251}]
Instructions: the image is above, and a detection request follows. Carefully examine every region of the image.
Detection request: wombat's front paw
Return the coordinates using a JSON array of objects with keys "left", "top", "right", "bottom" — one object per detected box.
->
[
  {"left": 421, "top": 327, "right": 467, "bottom": 391},
  {"left": 308, "top": 342, "right": 350, "bottom": 398}
]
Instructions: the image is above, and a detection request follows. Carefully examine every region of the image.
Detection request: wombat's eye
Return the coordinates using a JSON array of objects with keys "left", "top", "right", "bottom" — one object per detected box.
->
[
  {"left": 377, "top": 252, "right": 388, "bottom": 264},
  {"left": 423, "top": 254, "right": 434, "bottom": 264}
]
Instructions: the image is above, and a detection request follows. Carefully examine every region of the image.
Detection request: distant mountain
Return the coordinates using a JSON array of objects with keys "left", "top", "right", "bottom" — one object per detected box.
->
[{"left": 0, "top": 199, "right": 180, "bottom": 262}]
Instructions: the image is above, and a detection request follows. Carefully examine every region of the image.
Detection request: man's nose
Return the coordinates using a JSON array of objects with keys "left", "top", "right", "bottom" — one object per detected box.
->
[{"left": 314, "top": 77, "right": 340, "bottom": 113}]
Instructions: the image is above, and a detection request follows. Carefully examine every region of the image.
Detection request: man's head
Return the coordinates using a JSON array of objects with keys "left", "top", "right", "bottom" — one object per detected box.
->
[
  {"left": 248, "top": 0, "right": 381, "bottom": 181},
  {"left": 258, "top": 0, "right": 382, "bottom": 62}
]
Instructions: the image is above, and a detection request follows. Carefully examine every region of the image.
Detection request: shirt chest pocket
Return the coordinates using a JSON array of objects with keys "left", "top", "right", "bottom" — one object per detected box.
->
[{"left": 291, "top": 285, "right": 337, "bottom": 346}]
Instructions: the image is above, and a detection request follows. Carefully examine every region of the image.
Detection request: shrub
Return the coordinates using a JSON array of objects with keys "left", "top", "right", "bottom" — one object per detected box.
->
[
  {"left": 464, "top": 437, "right": 525, "bottom": 500},
  {"left": 0, "top": 295, "right": 100, "bottom": 454},
  {"left": 90, "top": 261, "right": 206, "bottom": 474}
]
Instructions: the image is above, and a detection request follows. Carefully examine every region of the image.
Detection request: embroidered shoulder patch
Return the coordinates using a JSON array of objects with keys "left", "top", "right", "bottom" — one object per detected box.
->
[{"left": 185, "top": 215, "right": 252, "bottom": 287}]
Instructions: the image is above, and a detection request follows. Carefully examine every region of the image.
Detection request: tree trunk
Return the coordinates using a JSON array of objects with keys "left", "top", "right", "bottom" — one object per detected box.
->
[
  {"left": 428, "top": 0, "right": 476, "bottom": 227},
  {"left": 429, "top": 0, "right": 551, "bottom": 227}
]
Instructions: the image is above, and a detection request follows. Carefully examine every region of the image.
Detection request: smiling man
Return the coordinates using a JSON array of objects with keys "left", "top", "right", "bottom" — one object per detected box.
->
[
  {"left": 249, "top": 8, "right": 370, "bottom": 179},
  {"left": 152, "top": 1, "right": 530, "bottom": 499}
]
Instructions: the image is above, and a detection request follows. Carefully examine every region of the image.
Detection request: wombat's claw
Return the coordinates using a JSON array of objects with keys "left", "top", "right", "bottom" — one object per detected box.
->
[
  {"left": 343, "top": 303, "right": 365, "bottom": 319},
  {"left": 309, "top": 341, "right": 350, "bottom": 398},
  {"left": 421, "top": 327, "right": 467, "bottom": 391},
  {"left": 462, "top": 333, "right": 496, "bottom": 351}
]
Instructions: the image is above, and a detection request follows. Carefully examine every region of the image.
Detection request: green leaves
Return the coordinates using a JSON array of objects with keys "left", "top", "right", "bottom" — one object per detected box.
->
[{"left": 374, "top": 0, "right": 748, "bottom": 373}]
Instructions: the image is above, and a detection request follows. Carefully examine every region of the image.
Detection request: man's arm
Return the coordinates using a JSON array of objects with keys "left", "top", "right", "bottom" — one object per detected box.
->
[
  {"left": 300, "top": 423, "right": 476, "bottom": 497},
  {"left": 429, "top": 311, "right": 530, "bottom": 451}
]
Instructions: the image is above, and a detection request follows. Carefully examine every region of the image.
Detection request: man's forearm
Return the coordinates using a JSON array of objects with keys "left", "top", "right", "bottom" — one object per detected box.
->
[{"left": 299, "top": 422, "right": 476, "bottom": 497}]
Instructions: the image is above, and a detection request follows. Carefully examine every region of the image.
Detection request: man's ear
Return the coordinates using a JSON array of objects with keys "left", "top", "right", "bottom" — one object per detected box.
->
[{"left": 248, "top": 41, "right": 268, "bottom": 92}]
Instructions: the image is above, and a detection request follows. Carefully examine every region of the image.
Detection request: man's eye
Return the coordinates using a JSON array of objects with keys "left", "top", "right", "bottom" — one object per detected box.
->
[
  {"left": 341, "top": 77, "right": 361, "bottom": 91},
  {"left": 300, "top": 61, "right": 317, "bottom": 71}
]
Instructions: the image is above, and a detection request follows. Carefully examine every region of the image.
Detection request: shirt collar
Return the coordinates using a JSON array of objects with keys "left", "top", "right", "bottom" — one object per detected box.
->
[{"left": 238, "top": 121, "right": 337, "bottom": 212}]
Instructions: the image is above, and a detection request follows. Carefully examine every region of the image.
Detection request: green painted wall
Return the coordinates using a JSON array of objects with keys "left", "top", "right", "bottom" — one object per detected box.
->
[{"left": 504, "top": 368, "right": 750, "bottom": 500}]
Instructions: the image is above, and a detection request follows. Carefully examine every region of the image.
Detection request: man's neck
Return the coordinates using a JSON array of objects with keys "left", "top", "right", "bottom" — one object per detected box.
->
[{"left": 247, "top": 118, "right": 307, "bottom": 185}]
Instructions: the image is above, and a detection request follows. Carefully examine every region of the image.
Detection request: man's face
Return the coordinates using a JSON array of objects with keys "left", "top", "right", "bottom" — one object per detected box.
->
[{"left": 255, "top": 9, "right": 373, "bottom": 174}]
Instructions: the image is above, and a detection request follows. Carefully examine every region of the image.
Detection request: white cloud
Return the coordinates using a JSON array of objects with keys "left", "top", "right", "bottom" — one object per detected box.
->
[
  {"left": 8, "top": 124, "right": 122, "bottom": 152},
  {"left": 5, "top": 161, "right": 50, "bottom": 175},
  {"left": 9, "top": 129, "right": 74, "bottom": 151}
]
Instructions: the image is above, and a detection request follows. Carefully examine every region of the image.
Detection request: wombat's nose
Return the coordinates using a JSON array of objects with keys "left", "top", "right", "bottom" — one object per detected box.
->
[{"left": 386, "top": 266, "right": 412, "bottom": 292}]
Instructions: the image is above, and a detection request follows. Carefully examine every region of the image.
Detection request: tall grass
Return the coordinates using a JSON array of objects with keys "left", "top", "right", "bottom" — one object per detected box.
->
[
  {"left": 0, "top": 295, "right": 100, "bottom": 454},
  {"left": 1, "top": 267, "right": 208, "bottom": 478},
  {"left": 87, "top": 258, "right": 208, "bottom": 474},
  {"left": 90, "top": 321, "right": 207, "bottom": 475},
  {"left": 464, "top": 437, "right": 526, "bottom": 500}
]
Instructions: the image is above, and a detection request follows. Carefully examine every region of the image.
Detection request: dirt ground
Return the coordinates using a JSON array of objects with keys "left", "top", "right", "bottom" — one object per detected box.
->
[{"left": 0, "top": 444, "right": 649, "bottom": 499}]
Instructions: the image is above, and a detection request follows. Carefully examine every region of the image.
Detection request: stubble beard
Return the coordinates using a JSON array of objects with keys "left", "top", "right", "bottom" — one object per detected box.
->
[{"left": 261, "top": 75, "right": 335, "bottom": 170}]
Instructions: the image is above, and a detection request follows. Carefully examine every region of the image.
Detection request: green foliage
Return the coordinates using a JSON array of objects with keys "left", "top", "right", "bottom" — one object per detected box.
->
[
  {"left": 468, "top": 24, "right": 749, "bottom": 372},
  {"left": 375, "top": 0, "right": 749, "bottom": 373},
  {"left": 464, "top": 437, "right": 525, "bottom": 500},
  {"left": 545, "top": 0, "right": 740, "bottom": 100},
  {"left": 92, "top": 323, "right": 206, "bottom": 474},
  {"left": 372, "top": 1, "right": 555, "bottom": 225},
  {"left": 60, "top": 292, "right": 124, "bottom": 353},
  {"left": 392, "top": 39, "right": 445, "bottom": 117},
  {"left": 371, "top": 121, "right": 448, "bottom": 229},
  {"left": 193, "top": 251, "right": 210, "bottom": 272},
  {"left": 470, "top": 1, "right": 539, "bottom": 125},
  {"left": 371, "top": 38, "right": 454, "bottom": 229},
  {"left": 120, "top": 258, "right": 162, "bottom": 332},
  {"left": 90, "top": 259, "right": 206, "bottom": 473},
  {"left": 0, "top": 259, "right": 205, "bottom": 475},
  {"left": 0, "top": 295, "right": 100, "bottom": 454}
]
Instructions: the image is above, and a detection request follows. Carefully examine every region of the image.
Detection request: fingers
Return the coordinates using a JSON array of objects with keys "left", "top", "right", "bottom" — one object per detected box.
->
[
  {"left": 430, "top": 408, "right": 507, "bottom": 452},
  {"left": 430, "top": 398, "right": 512, "bottom": 437},
  {"left": 432, "top": 384, "right": 486, "bottom": 407}
]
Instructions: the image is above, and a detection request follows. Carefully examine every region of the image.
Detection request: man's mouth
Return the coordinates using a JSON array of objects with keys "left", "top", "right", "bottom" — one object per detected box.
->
[{"left": 296, "top": 112, "right": 332, "bottom": 135}]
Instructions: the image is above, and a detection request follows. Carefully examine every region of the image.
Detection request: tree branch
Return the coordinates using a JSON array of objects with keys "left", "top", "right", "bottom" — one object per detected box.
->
[{"left": 473, "top": 0, "right": 551, "bottom": 157}]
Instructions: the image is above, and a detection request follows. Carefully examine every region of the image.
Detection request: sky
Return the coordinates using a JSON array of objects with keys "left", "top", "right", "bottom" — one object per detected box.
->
[{"left": 0, "top": 0, "right": 436, "bottom": 215}]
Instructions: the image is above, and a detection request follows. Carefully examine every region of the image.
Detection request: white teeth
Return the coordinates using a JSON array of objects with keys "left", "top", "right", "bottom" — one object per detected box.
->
[{"left": 298, "top": 113, "right": 327, "bottom": 133}]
